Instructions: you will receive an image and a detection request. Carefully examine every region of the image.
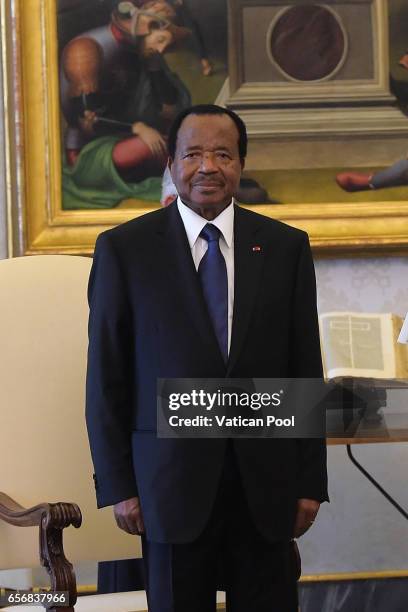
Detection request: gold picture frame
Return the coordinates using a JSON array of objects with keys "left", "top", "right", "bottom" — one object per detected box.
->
[{"left": 3, "top": 0, "right": 408, "bottom": 256}]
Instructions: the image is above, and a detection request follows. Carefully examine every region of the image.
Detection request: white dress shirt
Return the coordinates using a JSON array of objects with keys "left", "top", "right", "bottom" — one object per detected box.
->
[{"left": 177, "top": 197, "right": 234, "bottom": 353}]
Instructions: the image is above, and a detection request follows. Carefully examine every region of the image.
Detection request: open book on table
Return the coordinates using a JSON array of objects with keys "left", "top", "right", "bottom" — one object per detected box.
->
[{"left": 319, "top": 312, "right": 408, "bottom": 386}]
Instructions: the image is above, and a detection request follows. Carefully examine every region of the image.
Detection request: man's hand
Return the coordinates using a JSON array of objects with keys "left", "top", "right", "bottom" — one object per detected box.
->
[
  {"left": 132, "top": 122, "right": 167, "bottom": 161},
  {"left": 399, "top": 54, "right": 408, "bottom": 70},
  {"left": 79, "top": 110, "right": 97, "bottom": 136},
  {"left": 201, "top": 58, "right": 213, "bottom": 76},
  {"left": 113, "top": 497, "right": 145, "bottom": 535},
  {"left": 293, "top": 498, "right": 320, "bottom": 538}
]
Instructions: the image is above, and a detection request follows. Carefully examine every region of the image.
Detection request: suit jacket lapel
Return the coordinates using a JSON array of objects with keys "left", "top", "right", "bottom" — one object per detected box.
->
[
  {"left": 158, "top": 201, "right": 225, "bottom": 367},
  {"left": 227, "top": 205, "right": 265, "bottom": 374}
]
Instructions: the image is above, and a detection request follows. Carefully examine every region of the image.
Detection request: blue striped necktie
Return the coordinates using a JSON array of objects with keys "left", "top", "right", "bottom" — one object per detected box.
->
[{"left": 198, "top": 224, "right": 228, "bottom": 362}]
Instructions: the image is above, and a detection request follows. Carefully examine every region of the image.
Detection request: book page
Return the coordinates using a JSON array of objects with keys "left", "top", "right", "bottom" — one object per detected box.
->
[
  {"left": 398, "top": 313, "right": 408, "bottom": 344},
  {"left": 394, "top": 315, "right": 408, "bottom": 379},
  {"left": 320, "top": 312, "right": 396, "bottom": 380}
]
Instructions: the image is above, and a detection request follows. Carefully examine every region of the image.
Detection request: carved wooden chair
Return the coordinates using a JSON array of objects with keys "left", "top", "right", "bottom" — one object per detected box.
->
[{"left": 0, "top": 255, "right": 147, "bottom": 611}]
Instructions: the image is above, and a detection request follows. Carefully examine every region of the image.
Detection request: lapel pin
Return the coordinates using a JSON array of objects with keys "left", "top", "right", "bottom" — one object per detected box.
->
[{"left": 252, "top": 246, "right": 262, "bottom": 252}]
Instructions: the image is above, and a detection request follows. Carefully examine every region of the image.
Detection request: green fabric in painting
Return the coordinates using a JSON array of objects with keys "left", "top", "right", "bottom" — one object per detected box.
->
[{"left": 62, "top": 136, "right": 162, "bottom": 209}]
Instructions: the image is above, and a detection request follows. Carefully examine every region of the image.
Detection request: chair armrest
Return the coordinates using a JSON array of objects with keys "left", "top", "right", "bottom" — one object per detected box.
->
[
  {"left": 0, "top": 492, "right": 81, "bottom": 527},
  {"left": 0, "top": 492, "right": 82, "bottom": 612}
]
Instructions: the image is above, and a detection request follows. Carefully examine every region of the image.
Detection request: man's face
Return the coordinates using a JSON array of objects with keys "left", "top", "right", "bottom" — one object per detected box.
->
[
  {"left": 169, "top": 114, "right": 244, "bottom": 219},
  {"left": 141, "top": 28, "right": 173, "bottom": 56}
]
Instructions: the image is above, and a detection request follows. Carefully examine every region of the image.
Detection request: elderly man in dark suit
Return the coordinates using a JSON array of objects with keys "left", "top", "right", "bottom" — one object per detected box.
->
[{"left": 86, "top": 104, "right": 328, "bottom": 611}]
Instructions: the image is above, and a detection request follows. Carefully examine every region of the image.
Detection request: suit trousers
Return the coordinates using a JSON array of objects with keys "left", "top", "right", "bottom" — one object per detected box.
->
[{"left": 141, "top": 442, "right": 299, "bottom": 612}]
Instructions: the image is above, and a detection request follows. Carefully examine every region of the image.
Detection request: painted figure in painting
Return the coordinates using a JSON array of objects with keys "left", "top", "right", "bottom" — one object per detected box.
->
[
  {"left": 60, "top": 1, "right": 191, "bottom": 209},
  {"left": 336, "top": 159, "right": 408, "bottom": 192},
  {"left": 336, "top": 51, "right": 408, "bottom": 193},
  {"left": 59, "top": 0, "right": 270, "bottom": 209},
  {"left": 155, "top": 0, "right": 213, "bottom": 75}
]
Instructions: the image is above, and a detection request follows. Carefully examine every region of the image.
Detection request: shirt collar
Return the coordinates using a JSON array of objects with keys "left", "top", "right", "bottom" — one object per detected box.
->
[{"left": 177, "top": 197, "right": 234, "bottom": 249}]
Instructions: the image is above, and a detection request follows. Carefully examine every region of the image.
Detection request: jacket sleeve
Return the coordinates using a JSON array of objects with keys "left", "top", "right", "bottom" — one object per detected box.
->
[
  {"left": 290, "top": 233, "right": 329, "bottom": 503},
  {"left": 85, "top": 231, "right": 138, "bottom": 508}
]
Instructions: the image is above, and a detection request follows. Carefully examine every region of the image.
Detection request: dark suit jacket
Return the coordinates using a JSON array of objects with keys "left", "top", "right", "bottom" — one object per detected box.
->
[{"left": 86, "top": 201, "right": 328, "bottom": 544}]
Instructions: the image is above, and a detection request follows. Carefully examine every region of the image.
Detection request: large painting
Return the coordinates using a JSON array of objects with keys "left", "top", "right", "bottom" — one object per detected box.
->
[{"left": 3, "top": 0, "right": 408, "bottom": 254}]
